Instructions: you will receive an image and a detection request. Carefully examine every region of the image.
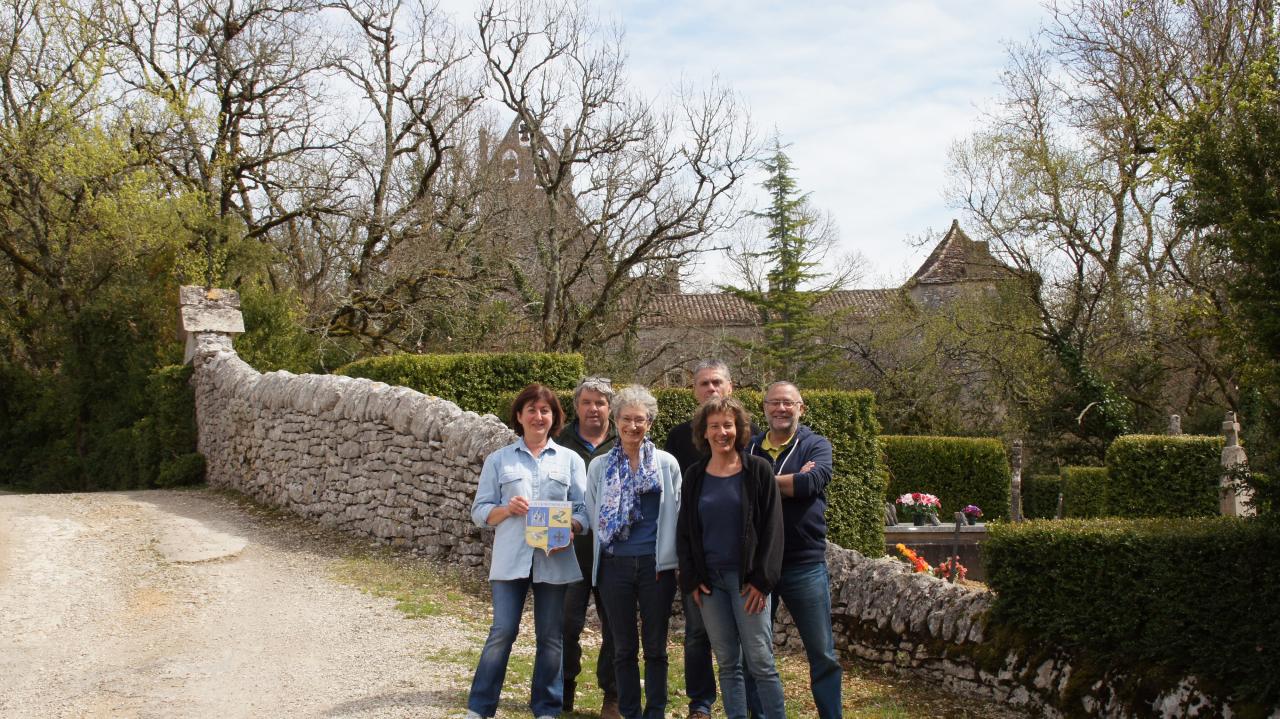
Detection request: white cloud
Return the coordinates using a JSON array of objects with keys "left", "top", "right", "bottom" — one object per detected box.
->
[
  {"left": 433, "top": 0, "right": 1046, "bottom": 286},
  {"left": 594, "top": 0, "right": 1045, "bottom": 286}
]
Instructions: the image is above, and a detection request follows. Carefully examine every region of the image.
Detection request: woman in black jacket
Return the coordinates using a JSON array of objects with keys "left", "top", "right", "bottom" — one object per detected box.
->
[{"left": 675, "top": 396, "right": 786, "bottom": 719}]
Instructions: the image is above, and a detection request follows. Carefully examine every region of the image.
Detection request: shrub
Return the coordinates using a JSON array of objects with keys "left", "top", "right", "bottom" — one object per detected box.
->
[
  {"left": 1022, "top": 474, "right": 1061, "bottom": 519},
  {"left": 1, "top": 363, "right": 200, "bottom": 491},
  {"left": 1105, "top": 435, "right": 1223, "bottom": 517},
  {"left": 336, "top": 353, "right": 585, "bottom": 415},
  {"left": 1060, "top": 466, "right": 1108, "bottom": 518},
  {"left": 881, "top": 436, "right": 1010, "bottom": 521},
  {"left": 985, "top": 517, "right": 1280, "bottom": 710}
]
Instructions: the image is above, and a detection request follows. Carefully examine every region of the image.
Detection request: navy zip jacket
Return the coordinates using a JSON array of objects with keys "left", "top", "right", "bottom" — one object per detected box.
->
[
  {"left": 675, "top": 451, "right": 784, "bottom": 596},
  {"left": 748, "top": 424, "right": 833, "bottom": 565}
]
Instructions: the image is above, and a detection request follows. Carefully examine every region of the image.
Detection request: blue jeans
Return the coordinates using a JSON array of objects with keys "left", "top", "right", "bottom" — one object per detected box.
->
[
  {"left": 696, "top": 568, "right": 786, "bottom": 719},
  {"left": 683, "top": 590, "right": 717, "bottom": 714},
  {"left": 468, "top": 579, "right": 567, "bottom": 717},
  {"left": 598, "top": 553, "right": 677, "bottom": 719},
  {"left": 563, "top": 579, "right": 617, "bottom": 701},
  {"left": 745, "top": 562, "right": 843, "bottom": 719}
]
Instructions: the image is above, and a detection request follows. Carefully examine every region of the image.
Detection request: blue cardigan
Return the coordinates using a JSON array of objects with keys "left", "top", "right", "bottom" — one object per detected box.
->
[{"left": 585, "top": 445, "right": 683, "bottom": 585}]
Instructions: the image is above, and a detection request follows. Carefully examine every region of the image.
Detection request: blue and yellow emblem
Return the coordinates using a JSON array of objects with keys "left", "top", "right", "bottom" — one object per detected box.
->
[{"left": 525, "top": 500, "right": 573, "bottom": 554}]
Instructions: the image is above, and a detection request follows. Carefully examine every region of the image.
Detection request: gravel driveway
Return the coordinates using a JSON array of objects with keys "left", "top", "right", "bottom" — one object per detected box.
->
[{"left": 0, "top": 489, "right": 474, "bottom": 718}]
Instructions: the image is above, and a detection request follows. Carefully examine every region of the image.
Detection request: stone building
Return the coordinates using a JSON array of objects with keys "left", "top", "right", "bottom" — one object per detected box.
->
[{"left": 634, "top": 220, "right": 1016, "bottom": 386}]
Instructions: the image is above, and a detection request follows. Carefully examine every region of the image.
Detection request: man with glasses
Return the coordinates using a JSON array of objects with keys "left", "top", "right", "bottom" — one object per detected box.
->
[
  {"left": 746, "top": 380, "right": 842, "bottom": 719},
  {"left": 557, "top": 376, "right": 621, "bottom": 719}
]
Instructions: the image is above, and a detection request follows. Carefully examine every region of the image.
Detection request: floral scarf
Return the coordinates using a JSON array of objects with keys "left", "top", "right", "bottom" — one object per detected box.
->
[{"left": 596, "top": 438, "right": 661, "bottom": 547}]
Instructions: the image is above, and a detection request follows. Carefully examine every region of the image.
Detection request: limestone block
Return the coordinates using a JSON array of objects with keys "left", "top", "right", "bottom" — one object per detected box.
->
[
  {"left": 335, "top": 382, "right": 371, "bottom": 420},
  {"left": 310, "top": 375, "right": 345, "bottom": 414}
]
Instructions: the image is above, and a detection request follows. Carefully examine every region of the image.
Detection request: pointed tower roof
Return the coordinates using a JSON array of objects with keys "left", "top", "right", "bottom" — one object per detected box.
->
[{"left": 909, "top": 220, "right": 1012, "bottom": 284}]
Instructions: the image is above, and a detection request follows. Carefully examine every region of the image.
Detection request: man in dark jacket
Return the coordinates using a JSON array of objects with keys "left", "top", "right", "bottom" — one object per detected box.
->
[
  {"left": 663, "top": 358, "right": 736, "bottom": 719},
  {"left": 746, "top": 380, "right": 843, "bottom": 719},
  {"left": 557, "top": 376, "right": 620, "bottom": 719}
]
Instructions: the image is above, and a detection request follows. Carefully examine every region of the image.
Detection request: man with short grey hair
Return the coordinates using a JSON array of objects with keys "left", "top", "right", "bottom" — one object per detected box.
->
[
  {"left": 663, "top": 359, "right": 737, "bottom": 719},
  {"left": 558, "top": 376, "right": 620, "bottom": 718}
]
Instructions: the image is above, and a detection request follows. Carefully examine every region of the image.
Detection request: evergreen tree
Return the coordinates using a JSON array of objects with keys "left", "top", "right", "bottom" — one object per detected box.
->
[{"left": 725, "top": 138, "right": 846, "bottom": 383}]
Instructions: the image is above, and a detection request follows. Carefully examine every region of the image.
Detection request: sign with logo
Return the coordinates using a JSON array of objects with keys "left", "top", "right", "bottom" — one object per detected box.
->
[{"left": 525, "top": 500, "right": 573, "bottom": 554}]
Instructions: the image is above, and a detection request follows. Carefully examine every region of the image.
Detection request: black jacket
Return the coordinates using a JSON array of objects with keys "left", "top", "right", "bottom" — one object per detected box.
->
[
  {"left": 748, "top": 424, "right": 833, "bottom": 565},
  {"left": 676, "top": 451, "right": 784, "bottom": 596},
  {"left": 556, "top": 422, "right": 617, "bottom": 576}
]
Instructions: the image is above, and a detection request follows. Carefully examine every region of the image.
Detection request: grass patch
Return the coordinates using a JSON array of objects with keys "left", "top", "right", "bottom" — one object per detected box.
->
[
  {"left": 209, "top": 488, "right": 1023, "bottom": 718},
  {"left": 335, "top": 548, "right": 1023, "bottom": 718},
  {"left": 332, "top": 546, "right": 490, "bottom": 624}
]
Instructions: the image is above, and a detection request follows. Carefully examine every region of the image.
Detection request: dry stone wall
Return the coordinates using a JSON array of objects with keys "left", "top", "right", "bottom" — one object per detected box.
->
[
  {"left": 188, "top": 332, "right": 1253, "bottom": 718},
  {"left": 192, "top": 341, "right": 513, "bottom": 569}
]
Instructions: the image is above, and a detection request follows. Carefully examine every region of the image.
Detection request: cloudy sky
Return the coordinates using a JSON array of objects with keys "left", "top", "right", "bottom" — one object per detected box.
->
[
  {"left": 439, "top": 0, "right": 1050, "bottom": 288},
  {"left": 597, "top": 0, "right": 1049, "bottom": 288}
]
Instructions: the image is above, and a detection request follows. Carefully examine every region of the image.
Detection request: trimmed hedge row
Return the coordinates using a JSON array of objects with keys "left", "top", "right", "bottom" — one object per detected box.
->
[
  {"left": 985, "top": 517, "right": 1280, "bottom": 710},
  {"left": 1022, "top": 474, "right": 1061, "bottom": 519},
  {"left": 1106, "top": 435, "right": 1223, "bottom": 518},
  {"left": 881, "top": 435, "right": 1010, "bottom": 521},
  {"left": 503, "top": 386, "right": 885, "bottom": 557},
  {"left": 1060, "top": 466, "right": 1108, "bottom": 518},
  {"left": 335, "top": 352, "right": 585, "bottom": 416}
]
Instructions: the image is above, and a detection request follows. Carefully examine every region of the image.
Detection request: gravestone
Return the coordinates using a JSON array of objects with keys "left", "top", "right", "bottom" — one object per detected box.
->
[
  {"left": 1219, "top": 411, "right": 1253, "bottom": 517},
  {"left": 1168, "top": 414, "right": 1182, "bottom": 435},
  {"left": 1010, "top": 439, "right": 1024, "bottom": 522}
]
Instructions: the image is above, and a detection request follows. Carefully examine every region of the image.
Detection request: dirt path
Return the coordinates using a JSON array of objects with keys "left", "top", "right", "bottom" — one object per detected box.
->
[{"left": 0, "top": 490, "right": 473, "bottom": 718}]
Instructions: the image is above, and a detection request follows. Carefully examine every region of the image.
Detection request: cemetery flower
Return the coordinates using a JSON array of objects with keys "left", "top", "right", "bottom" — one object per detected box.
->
[
  {"left": 934, "top": 558, "right": 968, "bottom": 582},
  {"left": 895, "top": 543, "right": 932, "bottom": 574},
  {"left": 962, "top": 504, "right": 983, "bottom": 518},
  {"left": 896, "top": 492, "right": 941, "bottom": 518}
]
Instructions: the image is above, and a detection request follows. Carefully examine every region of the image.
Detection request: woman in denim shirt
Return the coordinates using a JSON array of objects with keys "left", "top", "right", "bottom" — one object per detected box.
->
[{"left": 466, "top": 384, "right": 588, "bottom": 719}]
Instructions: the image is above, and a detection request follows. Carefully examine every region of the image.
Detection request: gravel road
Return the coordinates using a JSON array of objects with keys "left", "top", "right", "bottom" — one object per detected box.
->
[{"left": 0, "top": 489, "right": 475, "bottom": 718}]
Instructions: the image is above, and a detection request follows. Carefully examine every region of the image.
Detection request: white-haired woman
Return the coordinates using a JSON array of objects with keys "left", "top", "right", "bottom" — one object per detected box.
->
[{"left": 586, "top": 385, "right": 682, "bottom": 719}]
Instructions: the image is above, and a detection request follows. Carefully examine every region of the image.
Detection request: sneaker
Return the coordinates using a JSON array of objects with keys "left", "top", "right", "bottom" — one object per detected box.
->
[{"left": 465, "top": 712, "right": 485, "bottom": 719}]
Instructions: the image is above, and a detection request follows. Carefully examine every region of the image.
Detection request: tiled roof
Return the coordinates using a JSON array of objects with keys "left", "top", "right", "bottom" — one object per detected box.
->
[
  {"left": 909, "top": 220, "right": 1013, "bottom": 284},
  {"left": 643, "top": 289, "right": 902, "bottom": 328}
]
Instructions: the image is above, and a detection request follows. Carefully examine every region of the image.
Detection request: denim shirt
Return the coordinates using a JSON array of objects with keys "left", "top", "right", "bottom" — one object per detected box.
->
[{"left": 471, "top": 437, "right": 589, "bottom": 583}]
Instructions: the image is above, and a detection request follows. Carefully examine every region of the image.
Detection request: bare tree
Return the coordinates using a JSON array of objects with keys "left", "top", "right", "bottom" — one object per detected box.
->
[
  {"left": 318, "top": 0, "right": 492, "bottom": 352},
  {"left": 474, "top": 0, "right": 755, "bottom": 356},
  {"left": 103, "top": 0, "right": 342, "bottom": 285},
  {"left": 944, "top": 0, "right": 1277, "bottom": 445}
]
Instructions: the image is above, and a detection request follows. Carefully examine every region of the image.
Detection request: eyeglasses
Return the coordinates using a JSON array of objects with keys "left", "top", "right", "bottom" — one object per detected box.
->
[
  {"left": 764, "top": 400, "right": 801, "bottom": 409},
  {"left": 618, "top": 415, "right": 650, "bottom": 427}
]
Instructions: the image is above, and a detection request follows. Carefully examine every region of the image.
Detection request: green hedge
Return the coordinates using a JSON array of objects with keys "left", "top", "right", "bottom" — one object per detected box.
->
[
  {"left": 1060, "top": 466, "right": 1108, "bottom": 518},
  {"left": 1023, "top": 474, "right": 1061, "bottom": 519},
  {"left": 0, "top": 360, "right": 200, "bottom": 488},
  {"left": 336, "top": 352, "right": 585, "bottom": 415},
  {"left": 985, "top": 517, "right": 1280, "bottom": 710},
  {"left": 546, "top": 386, "right": 883, "bottom": 556},
  {"left": 881, "top": 435, "right": 1010, "bottom": 521},
  {"left": 1105, "top": 435, "right": 1223, "bottom": 518},
  {"left": 96, "top": 365, "right": 204, "bottom": 489}
]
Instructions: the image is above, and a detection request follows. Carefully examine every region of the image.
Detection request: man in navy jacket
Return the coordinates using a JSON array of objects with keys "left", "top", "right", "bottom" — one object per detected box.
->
[{"left": 746, "top": 380, "right": 842, "bottom": 719}]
